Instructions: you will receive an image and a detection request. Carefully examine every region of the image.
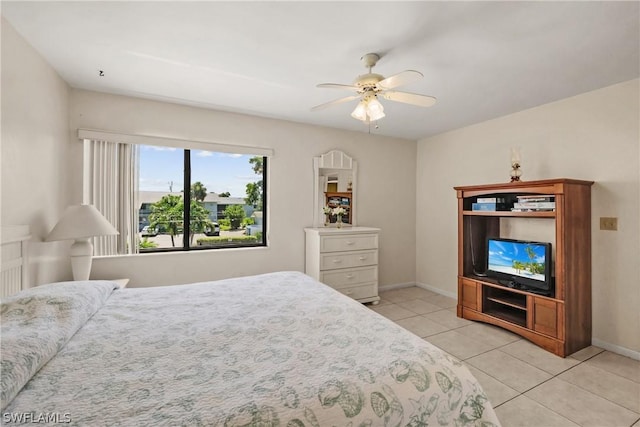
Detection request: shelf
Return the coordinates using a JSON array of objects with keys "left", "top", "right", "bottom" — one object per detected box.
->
[
  {"left": 486, "top": 296, "right": 526, "bottom": 311},
  {"left": 463, "top": 210, "right": 555, "bottom": 217},
  {"left": 465, "top": 276, "right": 559, "bottom": 301},
  {"left": 484, "top": 308, "right": 527, "bottom": 327}
]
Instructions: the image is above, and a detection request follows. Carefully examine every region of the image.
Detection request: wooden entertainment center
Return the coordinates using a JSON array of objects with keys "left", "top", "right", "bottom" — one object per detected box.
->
[{"left": 455, "top": 178, "right": 593, "bottom": 357}]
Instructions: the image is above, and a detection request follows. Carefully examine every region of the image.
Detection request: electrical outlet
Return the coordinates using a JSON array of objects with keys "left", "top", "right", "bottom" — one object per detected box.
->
[{"left": 600, "top": 217, "right": 618, "bottom": 231}]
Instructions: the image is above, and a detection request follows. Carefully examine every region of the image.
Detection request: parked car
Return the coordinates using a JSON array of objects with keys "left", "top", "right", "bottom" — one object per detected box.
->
[
  {"left": 204, "top": 222, "right": 220, "bottom": 236},
  {"left": 141, "top": 226, "right": 158, "bottom": 237}
]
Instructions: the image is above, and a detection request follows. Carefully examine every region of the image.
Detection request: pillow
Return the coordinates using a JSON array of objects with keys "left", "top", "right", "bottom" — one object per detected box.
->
[{"left": 0, "top": 280, "right": 117, "bottom": 410}]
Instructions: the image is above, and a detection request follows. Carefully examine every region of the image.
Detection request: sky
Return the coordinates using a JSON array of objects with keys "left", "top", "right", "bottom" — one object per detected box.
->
[{"left": 138, "top": 145, "right": 259, "bottom": 196}]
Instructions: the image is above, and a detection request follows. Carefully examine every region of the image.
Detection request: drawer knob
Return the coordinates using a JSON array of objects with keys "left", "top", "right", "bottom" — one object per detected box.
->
[
  {"left": 359, "top": 256, "right": 367, "bottom": 261},
  {"left": 346, "top": 241, "right": 355, "bottom": 245},
  {"left": 346, "top": 274, "right": 355, "bottom": 279},
  {"left": 345, "top": 290, "right": 353, "bottom": 295},
  {"left": 332, "top": 259, "right": 343, "bottom": 263}
]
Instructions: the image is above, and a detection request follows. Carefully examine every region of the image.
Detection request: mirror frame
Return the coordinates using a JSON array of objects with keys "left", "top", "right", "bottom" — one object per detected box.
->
[{"left": 313, "top": 150, "right": 357, "bottom": 227}]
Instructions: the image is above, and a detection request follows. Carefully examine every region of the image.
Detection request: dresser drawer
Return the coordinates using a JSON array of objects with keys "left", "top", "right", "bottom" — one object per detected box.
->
[
  {"left": 320, "top": 234, "right": 378, "bottom": 253},
  {"left": 320, "top": 249, "right": 378, "bottom": 271},
  {"left": 336, "top": 283, "right": 377, "bottom": 300},
  {"left": 320, "top": 266, "right": 378, "bottom": 289}
]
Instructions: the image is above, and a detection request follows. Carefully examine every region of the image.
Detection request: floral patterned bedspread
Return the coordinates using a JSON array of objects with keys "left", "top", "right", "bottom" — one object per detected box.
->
[{"left": 2, "top": 271, "right": 500, "bottom": 426}]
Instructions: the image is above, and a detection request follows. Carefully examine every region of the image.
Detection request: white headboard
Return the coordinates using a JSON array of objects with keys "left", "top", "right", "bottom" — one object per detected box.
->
[{"left": 1, "top": 225, "right": 30, "bottom": 298}]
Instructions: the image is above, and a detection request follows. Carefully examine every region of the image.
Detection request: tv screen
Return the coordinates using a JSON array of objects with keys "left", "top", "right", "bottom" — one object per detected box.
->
[{"left": 486, "top": 238, "right": 552, "bottom": 293}]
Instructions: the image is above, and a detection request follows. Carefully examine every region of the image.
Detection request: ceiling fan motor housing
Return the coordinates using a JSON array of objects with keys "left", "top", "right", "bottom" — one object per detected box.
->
[{"left": 354, "top": 73, "right": 384, "bottom": 90}]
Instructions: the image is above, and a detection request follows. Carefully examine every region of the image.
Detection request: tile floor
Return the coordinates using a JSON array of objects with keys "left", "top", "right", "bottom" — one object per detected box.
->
[{"left": 371, "top": 286, "right": 640, "bottom": 427}]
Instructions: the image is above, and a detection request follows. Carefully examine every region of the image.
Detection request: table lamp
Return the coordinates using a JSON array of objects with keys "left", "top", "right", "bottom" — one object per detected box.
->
[{"left": 46, "top": 204, "right": 119, "bottom": 281}]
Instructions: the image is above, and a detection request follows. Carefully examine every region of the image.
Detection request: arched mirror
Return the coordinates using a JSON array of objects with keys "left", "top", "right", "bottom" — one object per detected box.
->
[{"left": 313, "top": 150, "right": 357, "bottom": 227}]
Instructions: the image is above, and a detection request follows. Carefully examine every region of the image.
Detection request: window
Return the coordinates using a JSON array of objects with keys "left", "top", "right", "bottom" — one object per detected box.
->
[
  {"left": 138, "top": 145, "right": 267, "bottom": 252},
  {"left": 81, "top": 130, "right": 272, "bottom": 257}
]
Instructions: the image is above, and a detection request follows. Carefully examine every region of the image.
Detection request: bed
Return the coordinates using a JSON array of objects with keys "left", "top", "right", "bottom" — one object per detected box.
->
[
  {"left": 1, "top": 269, "right": 499, "bottom": 426},
  {"left": 2, "top": 272, "right": 500, "bottom": 426}
]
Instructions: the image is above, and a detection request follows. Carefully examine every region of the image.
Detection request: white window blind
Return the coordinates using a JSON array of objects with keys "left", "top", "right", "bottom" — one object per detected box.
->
[{"left": 83, "top": 139, "right": 139, "bottom": 255}]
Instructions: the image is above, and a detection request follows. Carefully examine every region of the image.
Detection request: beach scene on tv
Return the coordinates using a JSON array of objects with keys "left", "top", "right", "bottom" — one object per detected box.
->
[{"left": 488, "top": 240, "right": 547, "bottom": 281}]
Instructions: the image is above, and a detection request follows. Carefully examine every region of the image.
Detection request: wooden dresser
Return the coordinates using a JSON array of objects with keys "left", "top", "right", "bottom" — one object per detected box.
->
[{"left": 304, "top": 227, "right": 380, "bottom": 304}]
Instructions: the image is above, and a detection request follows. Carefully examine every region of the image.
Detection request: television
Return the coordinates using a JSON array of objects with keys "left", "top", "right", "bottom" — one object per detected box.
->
[{"left": 486, "top": 238, "right": 553, "bottom": 295}]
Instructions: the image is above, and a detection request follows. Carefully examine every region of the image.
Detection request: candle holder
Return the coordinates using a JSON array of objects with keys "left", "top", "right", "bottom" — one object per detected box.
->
[
  {"left": 510, "top": 147, "right": 522, "bottom": 182},
  {"left": 510, "top": 162, "right": 522, "bottom": 182}
]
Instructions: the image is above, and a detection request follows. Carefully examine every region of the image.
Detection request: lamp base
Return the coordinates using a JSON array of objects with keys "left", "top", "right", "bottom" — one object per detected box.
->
[{"left": 70, "top": 238, "right": 93, "bottom": 281}]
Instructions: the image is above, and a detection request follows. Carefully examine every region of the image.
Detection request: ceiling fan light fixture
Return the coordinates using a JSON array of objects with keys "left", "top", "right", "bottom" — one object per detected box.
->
[
  {"left": 351, "top": 100, "right": 368, "bottom": 121},
  {"left": 366, "top": 97, "right": 385, "bottom": 122},
  {"left": 313, "top": 53, "right": 435, "bottom": 123}
]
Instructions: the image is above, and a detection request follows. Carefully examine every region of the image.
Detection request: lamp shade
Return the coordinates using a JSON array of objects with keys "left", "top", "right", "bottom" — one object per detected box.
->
[
  {"left": 47, "top": 205, "right": 118, "bottom": 242},
  {"left": 366, "top": 97, "right": 385, "bottom": 121},
  {"left": 350, "top": 100, "right": 368, "bottom": 121}
]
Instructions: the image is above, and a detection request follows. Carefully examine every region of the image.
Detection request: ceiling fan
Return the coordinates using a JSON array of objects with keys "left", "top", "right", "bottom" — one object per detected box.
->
[{"left": 311, "top": 53, "right": 437, "bottom": 123}]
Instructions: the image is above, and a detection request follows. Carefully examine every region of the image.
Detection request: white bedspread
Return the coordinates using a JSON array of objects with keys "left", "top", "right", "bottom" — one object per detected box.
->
[{"left": 2, "top": 271, "right": 500, "bottom": 426}]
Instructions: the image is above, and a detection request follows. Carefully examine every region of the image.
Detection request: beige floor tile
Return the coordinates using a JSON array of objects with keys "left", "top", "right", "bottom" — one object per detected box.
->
[
  {"left": 501, "top": 339, "right": 580, "bottom": 375},
  {"left": 395, "top": 315, "right": 450, "bottom": 338},
  {"left": 455, "top": 322, "right": 521, "bottom": 348},
  {"left": 466, "top": 350, "right": 552, "bottom": 392},
  {"left": 465, "top": 364, "right": 520, "bottom": 407},
  {"left": 429, "top": 294, "right": 458, "bottom": 308},
  {"left": 526, "top": 378, "right": 639, "bottom": 427},
  {"left": 559, "top": 363, "right": 640, "bottom": 413},
  {"left": 568, "top": 345, "right": 605, "bottom": 361},
  {"left": 586, "top": 351, "right": 640, "bottom": 383},
  {"left": 494, "top": 395, "right": 580, "bottom": 426},
  {"left": 398, "top": 286, "right": 438, "bottom": 299},
  {"left": 369, "top": 303, "right": 415, "bottom": 321},
  {"left": 426, "top": 330, "right": 496, "bottom": 360},
  {"left": 378, "top": 289, "right": 414, "bottom": 304},
  {"left": 423, "top": 308, "right": 474, "bottom": 329},
  {"left": 633, "top": 418, "right": 640, "bottom": 427},
  {"left": 396, "top": 298, "right": 442, "bottom": 315}
]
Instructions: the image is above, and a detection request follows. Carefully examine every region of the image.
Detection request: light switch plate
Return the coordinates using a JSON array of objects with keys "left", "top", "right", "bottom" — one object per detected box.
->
[{"left": 599, "top": 217, "right": 618, "bottom": 231}]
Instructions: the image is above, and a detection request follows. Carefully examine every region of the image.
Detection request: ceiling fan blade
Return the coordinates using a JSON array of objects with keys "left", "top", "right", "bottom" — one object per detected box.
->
[
  {"left": 377, "top": 70, "right": 423, "bottom": 90},
  {"left": 380, "top": 91, "right": 437, "bottom": 107},
  {"left": 311, "top": 95, "right": 361, "bottom": 111},
  {"left": 317, "top": 83, "right": 360, "bottom": 92}
]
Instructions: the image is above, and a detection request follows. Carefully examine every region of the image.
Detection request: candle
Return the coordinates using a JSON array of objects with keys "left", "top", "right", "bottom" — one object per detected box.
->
[{"left": 511, "top": 147, "right": 521, "bottom": 165}]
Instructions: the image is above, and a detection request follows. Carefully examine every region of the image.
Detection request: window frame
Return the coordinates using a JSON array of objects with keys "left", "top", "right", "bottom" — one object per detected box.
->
[{"left": 140, "top": 149, "right": 268, "bottom": 254}]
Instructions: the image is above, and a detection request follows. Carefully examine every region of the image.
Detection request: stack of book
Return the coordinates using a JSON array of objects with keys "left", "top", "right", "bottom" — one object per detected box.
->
[
  {"left": 472, "top": 197, "right": 509, "bottom": 211},
  {"left": 511, "top": 194, "right": 556, "bottom": 212}
]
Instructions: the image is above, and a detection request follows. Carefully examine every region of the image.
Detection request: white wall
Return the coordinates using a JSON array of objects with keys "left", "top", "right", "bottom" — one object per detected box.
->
[
  {"left": 1, "top": 18, "right": 72, "bottom": 285},
  {"left": 416, "top": 79, "right": 640, "bottom": 355},
  {"left": 69, "top": 90, "right": 417, "bottom": 287}
]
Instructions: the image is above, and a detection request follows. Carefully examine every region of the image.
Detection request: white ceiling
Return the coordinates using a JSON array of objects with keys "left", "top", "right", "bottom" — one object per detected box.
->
[{"left": 3, "top": 1, "right": 639, "bottom": 140}]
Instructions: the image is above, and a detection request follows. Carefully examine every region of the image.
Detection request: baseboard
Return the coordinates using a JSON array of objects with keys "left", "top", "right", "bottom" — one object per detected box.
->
[
  {"left": 591, "top": 338, "right": 640, "bottom": 361},
  {"left": 381, "top": 281, "right": 458, "bottom": 299},
  {"left": 378, "top": 282, "right": 416, "bottom": 292},
  {"left": 415, "top": 282, "right": 457, "bottom": 299}
]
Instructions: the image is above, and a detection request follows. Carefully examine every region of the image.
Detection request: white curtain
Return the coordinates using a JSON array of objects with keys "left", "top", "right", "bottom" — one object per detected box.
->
[{"left": 83, "top": 139, "right": 139, "bottom": 255}]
